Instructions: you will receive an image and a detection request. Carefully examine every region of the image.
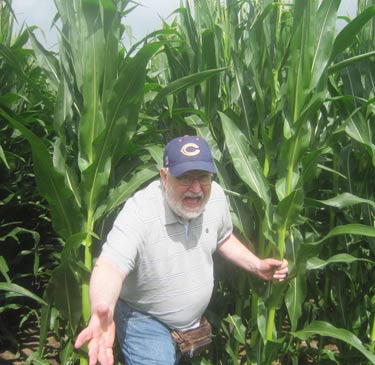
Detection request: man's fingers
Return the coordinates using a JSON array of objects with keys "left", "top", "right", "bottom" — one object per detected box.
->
[
  {"left": 270, "top": 259, "right": 289, "bottom": 281},
  {"left": 88, "top": 338, "right": 99, "bottom": 365},
  {"left": 97, "top": 346, "right": 114, "bottom": 365},
  {"left": 75, "top": 328, "right": 92, "bottom": 349}
]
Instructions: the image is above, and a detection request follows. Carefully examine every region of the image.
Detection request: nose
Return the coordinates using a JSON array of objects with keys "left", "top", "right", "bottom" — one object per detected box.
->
[{"left": 189, "top": 178, "right": 202, "bottom": 193}]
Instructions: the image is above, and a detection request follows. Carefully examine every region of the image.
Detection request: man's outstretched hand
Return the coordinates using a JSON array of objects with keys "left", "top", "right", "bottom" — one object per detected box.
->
[{"left": 74, "top": 304, "right": 116, "bottom": 365}]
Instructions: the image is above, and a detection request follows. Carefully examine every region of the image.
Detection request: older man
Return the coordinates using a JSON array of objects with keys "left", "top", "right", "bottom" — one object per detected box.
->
[{"left": 74, "top": 135, "right": 288, "bottom": 365}]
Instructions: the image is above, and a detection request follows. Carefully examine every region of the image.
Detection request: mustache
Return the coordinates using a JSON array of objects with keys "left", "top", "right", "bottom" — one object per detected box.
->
[{"left": 183, "top": 192, "right": 203, "bottom": 198}]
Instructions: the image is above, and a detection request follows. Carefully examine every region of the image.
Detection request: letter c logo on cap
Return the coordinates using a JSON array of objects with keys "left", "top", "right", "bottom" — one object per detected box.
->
[{"left": 181, "top": 143, "right": 200, "bottom": 156}]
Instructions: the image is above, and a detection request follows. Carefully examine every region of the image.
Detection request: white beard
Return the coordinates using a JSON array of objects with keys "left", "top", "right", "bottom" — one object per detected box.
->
[{"left": 165, "top": 187, "right": 206, "bottom": 220}]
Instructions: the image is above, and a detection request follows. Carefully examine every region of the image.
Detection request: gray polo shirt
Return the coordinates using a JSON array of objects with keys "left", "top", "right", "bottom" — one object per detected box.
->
[{"left": 100, "top": 180, "right": 233, "bottom": 330}]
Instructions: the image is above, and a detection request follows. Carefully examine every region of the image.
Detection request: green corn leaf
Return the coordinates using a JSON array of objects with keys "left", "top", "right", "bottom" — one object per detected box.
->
[
  {"left": 53, "top": 139, "right": 82, "bottom": 209},
  {"left": 224, "top": 341, "right": 239, "bottom": 365},
  {"left": 152, "top": 68, "right": 227, "bottom": 106},
  {"left": 286, "top": 269, "right": 307, "bottom": 331},
  {"left": 145, "top": 145, "right": 164, "bottom": 168},
  {"left": 0, "top": 43, "right": 26, "bottom": 76},
  {"left": 201, "top": 29, "right": 219, "bottom": 120},
  {"left": 184, "top": 114, "right": 223, "bottom": 161},
  {"left": 27, "top": 31, "right": 59, "bottom": 91},
  {"left": 104, "top": 42, "right": 163, "bottom": 150},
  {"left": 39, "top": 299, "right": 52, "bottom": 355},
  {"left": 256, "top": 297, "right": 268, "bottom": 341},
  {"left": 50, "top": 261, "right": 81, "bottom": 332},
  {"left": 331, "top": 5, "right": 375, "bottom": 60},
  {"left": 345, "top": 116, "right": 375, "bottom": 166},
  {"left": 309, "top": 0, "right": 340, "bottom": 89},
  {"left": 291, "top": 321, "right": 375, "bottom": 364},
  {"left": 0, "top": 226, "right": 39, "bottom": 244},
  {"left": 264, "top": 339, "right": 286, "bottom": 365},
  {"left": 274, "top": 188, "right": 304, "bottom": 230},
  {"left": 97, "top": 166, "right": 159, "bottom": 219},
  {"left": 313, "top": 192, "right": 375, "bottom": 209},
  {"left": 22, "top": 351, "right": 51, "bottom": 365},
  {"left": 224, "top": 314, "right": 246, "bottom": 345},
  {"left": 287, "top": 0, "right": 338, "bottom": 122},
  {"left": 0, "top": 144, "right": 9, "bottom": 169},
  {"left": 287, "top": 0, "right": 315, "bottom": 122},
  {"left": 220, "top": 111, "right": 270, "bottom": 204},
  {"left": 0, "top": 256, "right": 10, "bottom": 282},
  {"left": 0, "top": 283, "right": 46, "bottom": 305},
  {"left": 329, "top": 51, "right": 375, "bottom": 74},
  {"left": 2, "top": 111, "right": 82, "bottom": 240},
  {"left": 317, "top": 224, "right": 375, "bottom": 243},
  {"left": 301, "top": 224, "right": 375, "bottom": 259},
  {"left": 81, "top": 42, "right": 162, "bottom": 213},
  {"left": 307, "top": 254, "right": 372, "bottom": 270},
  {"left": 78, "top": 0, "right": 108, "bottom": 170},
  {"left": 59, "top": 339, "right": 75, "bottom": 365},
  {"left": 82, "top": 0, "right": 116, "bottom": 11}
]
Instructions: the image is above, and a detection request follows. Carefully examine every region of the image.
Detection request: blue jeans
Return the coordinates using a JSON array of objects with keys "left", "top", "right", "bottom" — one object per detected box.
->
[{"left": 114, "top": 300, "right": 180, "bottom": 365}]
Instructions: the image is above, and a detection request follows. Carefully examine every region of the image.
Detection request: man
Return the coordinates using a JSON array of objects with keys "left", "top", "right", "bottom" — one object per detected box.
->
[{"left": 74, "top": 135, "right": 288, "bottom": 365}]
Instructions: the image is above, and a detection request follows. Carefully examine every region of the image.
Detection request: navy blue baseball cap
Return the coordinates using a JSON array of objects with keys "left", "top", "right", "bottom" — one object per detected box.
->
[{"left": 163, "top": 135, "right": 216, "bottom": 176}]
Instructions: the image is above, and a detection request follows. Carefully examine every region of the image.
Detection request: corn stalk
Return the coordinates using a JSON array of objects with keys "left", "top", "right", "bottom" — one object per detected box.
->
[
  {"left": 152, "top": 0, "right": 375, "bottom": 363},
  {"left": 5, "top": 0, "right": 164, "bottom": 362}
]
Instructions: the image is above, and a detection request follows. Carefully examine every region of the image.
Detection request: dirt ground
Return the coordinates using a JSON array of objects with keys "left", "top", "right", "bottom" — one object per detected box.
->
[
  {"left": 0, "top": 324, "right": 59, "bottom": 365},
  {"left": 0, "top": 321, "right": 340, "bottom": 365}
]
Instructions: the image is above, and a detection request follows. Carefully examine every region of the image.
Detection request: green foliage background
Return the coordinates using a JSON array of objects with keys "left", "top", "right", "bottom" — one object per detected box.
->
[{"left": 1, "top": 0, "right": 375, "bottom": 364}]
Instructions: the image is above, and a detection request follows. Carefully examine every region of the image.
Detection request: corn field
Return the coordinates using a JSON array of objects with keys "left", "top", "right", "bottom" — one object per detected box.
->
[{"left": 1, "top": 0, "right": 375, "bottom": 364}]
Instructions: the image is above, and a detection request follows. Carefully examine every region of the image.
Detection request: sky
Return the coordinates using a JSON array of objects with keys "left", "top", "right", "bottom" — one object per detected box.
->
[
  {"left": 11, "top": 0, "right": 182, "bottom": 50},
  {"left": 11, "top": 0, "right": 357, "bottom": 51}
]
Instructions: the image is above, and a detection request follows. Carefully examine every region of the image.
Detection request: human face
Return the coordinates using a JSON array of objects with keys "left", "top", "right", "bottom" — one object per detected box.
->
[{"left": 160, "top": 168, "right": 212, "bottom": 220}]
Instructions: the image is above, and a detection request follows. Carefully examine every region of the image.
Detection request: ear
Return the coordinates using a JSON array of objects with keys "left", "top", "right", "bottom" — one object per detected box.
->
[{"left": 160, "top": 168, "right": 168, "bottom": 188}]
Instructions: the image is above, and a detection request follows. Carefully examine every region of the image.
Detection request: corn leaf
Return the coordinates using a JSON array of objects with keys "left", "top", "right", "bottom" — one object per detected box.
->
[
  {"left": 0, "top": 143, "right": 9, "bottom": 169},
  {"left": 331, "top": 5, "right": 375, "bottom": 60},
  {"left": 97, "top": 166, "right": 159, "bottom": 219},
  {"left": 224, "top": 314, "right": 246, "bottom": 345},
  {"left": 152, "top": 68, "right": 227, "bottom": 106},
  {"left": 317, "top": 224, "right": 375, "bottom": 243},
  {"left": 314, "top": 192, "right": 375, "bottom": 209},
  {"left": 300, "top": 224, "right": 375, "bottom": 259},
  {"left": 274, "top": 188, "right": 304, "bottom": 230},
  {"left": 0, "top": 256, "right": 10, "bottom": 282},
  {"left": 0, "top": 283, "right": 46, "bottom": 305},
  {"left": 220, "top": 111, "right": 270, "bottom": 204},
  {"left": 287, "top": 0, "right": 339, "bottom": 122},
  {"left": 345, "top": 115, "right": 375, "bottom": 166},
  {"left": 307, "top": 254, "right": 372, "bottom": 270},
  {"left": 27, "top": 31, "right": 59, "bottom": 91},
  {"left": 291, "top": 321, "right": 375, "bottom": 363},
  {"left": 81, "top": 42, "right": 162, "bottom": 213},
  {"left": 2, "top": 111, "right": 82, "bottom": 239},
  {"left": 50, "top": 261, "right": 81, "bottom": 332},
  {"left": 310, "top": 0, "right": 340, "bottom": 88},
  {"left": 286, "top": 269, "right": 307, "bottom": 331}
]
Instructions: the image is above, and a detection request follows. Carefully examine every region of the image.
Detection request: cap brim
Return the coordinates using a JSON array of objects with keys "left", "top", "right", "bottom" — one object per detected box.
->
[{"left": 169, "top": 161, "right": 216, "bottom": 176}]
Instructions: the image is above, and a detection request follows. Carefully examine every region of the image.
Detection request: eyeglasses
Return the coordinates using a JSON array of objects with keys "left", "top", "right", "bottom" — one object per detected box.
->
[{"left": 175, "top": 173, "right": 212, "bottom": 186}]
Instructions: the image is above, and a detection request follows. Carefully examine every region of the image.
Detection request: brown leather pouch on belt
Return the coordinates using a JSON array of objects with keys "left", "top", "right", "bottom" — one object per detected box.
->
[{"left": 171, "top": 317, "right": 212, "bottom": 357}]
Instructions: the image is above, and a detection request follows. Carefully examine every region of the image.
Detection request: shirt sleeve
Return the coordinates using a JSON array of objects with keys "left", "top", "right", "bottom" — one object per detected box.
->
[{"left": 213, "top": 182, "right": 233, "bottom": 246}]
